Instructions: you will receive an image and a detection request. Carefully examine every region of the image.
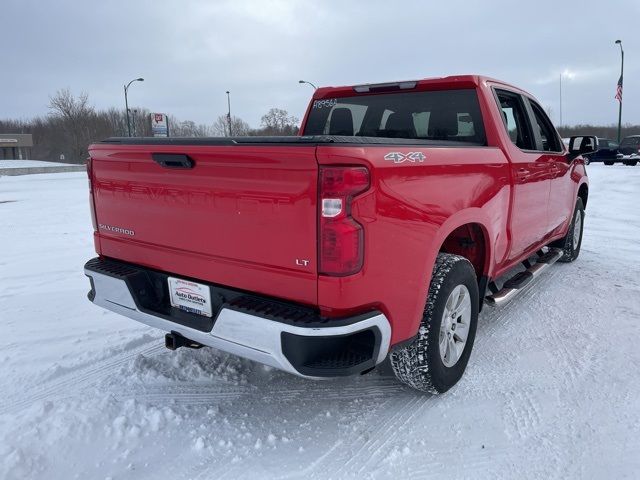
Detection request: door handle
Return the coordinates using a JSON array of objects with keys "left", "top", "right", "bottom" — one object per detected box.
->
[{"left": 152, "top": 153, "right": 195, "bottom": 169}]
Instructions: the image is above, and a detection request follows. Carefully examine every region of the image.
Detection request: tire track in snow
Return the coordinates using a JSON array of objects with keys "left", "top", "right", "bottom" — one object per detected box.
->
[
  {"left": 174, "top": 378, "right": 415, "bottom": 480},
  {"left": 502, "top": 388, "right": 542, "bottom": 441},
  {"left": 212, "top": 439, "right": 346, "bottom": 480},
  {"left": 0, "top": 339, "right": 163, "bottom": 415},
  {"left": 114, "top": 376, "right": 404, "bottom": 407},
  {"left": 333, "top": 267, "right": 565, "bottom": 478},
  {"left": 318, "top": 394, "right": 424, "bottom": 477},
  {"left": 352, "top": 396, "right": 429, "bottom": 476},
  {"left": 297, "top": 266, "right": 567, "bottom": 478}
]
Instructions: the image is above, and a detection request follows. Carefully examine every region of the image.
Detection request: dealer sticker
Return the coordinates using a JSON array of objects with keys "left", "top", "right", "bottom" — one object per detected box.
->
[{"left": 168, "top": 277, "right": 213, "bottom": 317}]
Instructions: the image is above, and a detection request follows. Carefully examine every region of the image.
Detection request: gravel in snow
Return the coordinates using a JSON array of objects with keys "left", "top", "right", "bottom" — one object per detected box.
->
[{"left": 1, "top": 167, "right": 639, "bottom": 479}]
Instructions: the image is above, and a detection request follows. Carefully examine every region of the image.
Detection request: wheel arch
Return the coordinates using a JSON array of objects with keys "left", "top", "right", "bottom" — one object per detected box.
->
[
  {"left": 401, "top": 210, "right": 495, "bottom": 344},
  {"left": 578, "top": 182, "right": 589, "bottom": 209},
  {"left": 429, "top": 209, "right": 495, "bottom": 285}
]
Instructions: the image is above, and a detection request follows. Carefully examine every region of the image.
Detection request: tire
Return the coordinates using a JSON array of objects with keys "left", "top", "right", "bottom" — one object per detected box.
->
[
  {"left": 584, "top": 157, "right": 590, "bottom": 165},
  {"left": 390, "top": 253, "right": 479, "bottom": 394},
  {"left": 551, "top": 198, "right": 584, "bottom": 263},
  {"left": 624, "top": 161, "right": 638, "bottom": 166},
  {"left": 604, "top": 161, "right": 614, "bottom": 166}
]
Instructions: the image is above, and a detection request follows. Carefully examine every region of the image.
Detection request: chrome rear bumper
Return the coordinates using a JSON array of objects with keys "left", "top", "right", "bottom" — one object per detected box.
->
[{"left": 85, "top": 261, "right": 391, "bottom": 378}]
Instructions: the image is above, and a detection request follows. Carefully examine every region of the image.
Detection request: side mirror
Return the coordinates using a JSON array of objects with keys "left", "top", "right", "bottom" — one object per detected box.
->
[{"left": 568, "top": 135, "right": 598, "bottom": 159}]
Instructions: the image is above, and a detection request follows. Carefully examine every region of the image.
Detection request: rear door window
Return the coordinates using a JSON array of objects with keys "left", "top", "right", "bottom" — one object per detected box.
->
[{"left": 304, "top": 89, "right": 486, "bottom": 145}]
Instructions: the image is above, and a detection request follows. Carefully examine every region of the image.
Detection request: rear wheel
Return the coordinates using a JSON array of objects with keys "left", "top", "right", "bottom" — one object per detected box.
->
[
  {"left": 390, "top": 253, "right": 479, "bottom": 394},
  {"left": 551, "top": 198, "right": 584, "bottom": 262},
  {"left": 604, "top": 161, "right": 614, "bottom": 166},
  {"left": 624, "top": 161, "right": 638, "bottom": 166}
]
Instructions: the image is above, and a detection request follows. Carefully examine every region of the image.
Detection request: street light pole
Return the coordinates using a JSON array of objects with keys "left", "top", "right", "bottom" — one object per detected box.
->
[
  {"left": 226, "top": 91, "right": 232, "bottom": 137},
  {"left": 298, "top": 80, "right": 318, "bottom": 90},
  {"left": 132, "top": 109, "right": 138, "bottom": 137},
  {"left": 124, "top": 77, "right": 144, "bottom": 137},
  {"left": 615, "top": 40, "right": 624, "bottom": 143},
  {"left": 559, "top": 73, "right": 563, "bottom": 127}
]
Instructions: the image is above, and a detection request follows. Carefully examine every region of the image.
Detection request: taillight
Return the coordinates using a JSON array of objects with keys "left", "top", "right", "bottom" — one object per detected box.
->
[
  {"left": 86, "top": 157, "right": 92, "bottom": 192},
  {"left": 319, "top": 166, "right": 370, "bottom": 276},
  {"left": 87, "top": 157, "right": 98, "bottom": 231}
]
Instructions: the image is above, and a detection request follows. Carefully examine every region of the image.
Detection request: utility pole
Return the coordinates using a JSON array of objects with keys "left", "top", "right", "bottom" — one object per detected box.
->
[
  {"left": 124, "top": 77, "right": 144, "bottom": 137},
  {"left": 615, "top": 40, "right": 624, "bottom": 143},
  {"left": 226, "top": 91, "right": 232, "bottom": 136}
]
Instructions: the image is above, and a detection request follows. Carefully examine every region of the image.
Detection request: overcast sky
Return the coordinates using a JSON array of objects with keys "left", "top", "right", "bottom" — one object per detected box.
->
[{"left": 2, "top": 0, "right": 639, "bottom": 128}]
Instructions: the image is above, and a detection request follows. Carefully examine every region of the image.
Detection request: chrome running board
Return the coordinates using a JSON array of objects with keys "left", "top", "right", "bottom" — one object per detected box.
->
[{"left": 484, "top": 248, "right": 563, "bottom": 307}]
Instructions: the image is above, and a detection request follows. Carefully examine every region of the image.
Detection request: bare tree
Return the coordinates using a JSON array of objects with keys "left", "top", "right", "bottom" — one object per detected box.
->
[
  {"left": 168, "top": 118, "right": 212, "bottom": 137},
  {"left": 260, "top": 108, "right": 299, "bottom": 135},
  {"left": 48, "top": 88, "right": 99, "bottom": 162},
  {"left": 212, "top": 115, "right": 251, "bottom": 136},
  {"left": 48, "top": 88, "right": 93, "bottom": 119}
]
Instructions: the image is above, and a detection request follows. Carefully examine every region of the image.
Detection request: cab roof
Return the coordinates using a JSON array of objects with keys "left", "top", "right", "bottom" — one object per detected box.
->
[{"left": 313, "top": 75, "right": 532, "bottom": 99}]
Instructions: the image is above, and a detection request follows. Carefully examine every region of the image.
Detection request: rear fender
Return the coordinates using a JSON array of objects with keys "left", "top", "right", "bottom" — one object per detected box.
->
[{"left": 406, "top": 209, "right": 495, "bottom": 338}]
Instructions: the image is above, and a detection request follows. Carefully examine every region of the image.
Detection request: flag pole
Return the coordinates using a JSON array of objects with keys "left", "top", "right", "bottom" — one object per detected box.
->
[{"left": 615, "top": 40, "right": 624, "bottom": 143}]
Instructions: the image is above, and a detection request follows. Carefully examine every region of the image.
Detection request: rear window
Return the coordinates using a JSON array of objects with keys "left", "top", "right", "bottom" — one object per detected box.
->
[{"left": 303, "top": 89, "right": 486, "bottom": 145}]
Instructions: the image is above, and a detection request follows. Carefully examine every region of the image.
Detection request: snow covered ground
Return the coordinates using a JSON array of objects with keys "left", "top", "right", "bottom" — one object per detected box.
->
[
  {"left": 0, "top": 160, "right": 74, "bottom": 169},
  {"left": 1, "top": 167, "right": 639, "bottom": 479}
]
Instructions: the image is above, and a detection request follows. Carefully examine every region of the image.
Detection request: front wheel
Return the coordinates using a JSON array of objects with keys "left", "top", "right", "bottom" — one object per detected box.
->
[
  {"left": 604, "top": 161, "right": 614, "bottom": 166},
  {"left": 390, "top": 254, "right": 479, "bottom": 394},
  {"left": 551, "top": 198, "right": 584, "bottom": 262}
]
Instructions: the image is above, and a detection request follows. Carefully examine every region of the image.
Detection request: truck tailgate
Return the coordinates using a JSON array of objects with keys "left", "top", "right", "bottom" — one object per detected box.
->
[{"left": 89, "top": 143, "right": 318, "bottom": 305}]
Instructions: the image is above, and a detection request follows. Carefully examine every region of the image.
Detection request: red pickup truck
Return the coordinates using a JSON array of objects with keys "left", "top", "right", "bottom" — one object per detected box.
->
[{"left": 85, "top": 75, "right": 594, "bottom": 393}]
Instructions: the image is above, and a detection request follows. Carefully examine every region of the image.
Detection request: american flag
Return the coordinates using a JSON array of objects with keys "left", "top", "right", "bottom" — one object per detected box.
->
[{"left": 615, "top": 75, "right": 623, "bottom": 102}]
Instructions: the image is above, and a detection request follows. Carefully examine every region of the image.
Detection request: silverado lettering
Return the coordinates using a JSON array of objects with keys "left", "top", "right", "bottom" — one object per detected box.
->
[{"left": 98, "top": 224, "right": 135, "bottom": 236}]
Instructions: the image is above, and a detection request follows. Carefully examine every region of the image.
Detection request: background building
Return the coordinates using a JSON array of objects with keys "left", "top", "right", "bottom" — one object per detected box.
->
[{"left": 0, "top": 134, "right": 33, "bottom": 160}]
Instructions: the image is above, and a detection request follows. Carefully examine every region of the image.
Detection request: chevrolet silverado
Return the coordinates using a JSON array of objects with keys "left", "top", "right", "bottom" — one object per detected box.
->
[{"left": 84, "top": 75, "right": 594, "bottom": 393}]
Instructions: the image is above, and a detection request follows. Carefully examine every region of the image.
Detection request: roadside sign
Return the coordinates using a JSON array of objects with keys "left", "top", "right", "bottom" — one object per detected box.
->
[{"left": 151, "top": 113, "right": 169, "bottom": 137}]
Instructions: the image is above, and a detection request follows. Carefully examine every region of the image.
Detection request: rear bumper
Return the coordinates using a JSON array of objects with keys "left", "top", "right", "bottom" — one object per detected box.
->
[{"left": 84, "top": 257, "right": 391, "bottom": 378}]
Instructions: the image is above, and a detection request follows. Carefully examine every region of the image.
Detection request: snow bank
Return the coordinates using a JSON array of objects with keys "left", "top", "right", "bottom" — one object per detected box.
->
[{"left": 0, "top": 160, "right": 75, "bottom": 168}]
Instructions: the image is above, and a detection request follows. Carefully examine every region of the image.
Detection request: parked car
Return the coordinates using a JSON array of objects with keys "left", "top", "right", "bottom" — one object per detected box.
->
[
  {"left": 84, "top": 75, "right": 592, "bottom": 394},
  {"left": 583, "top": 137, "right": 619, "bottom": 165},
  {"left": 618, "top": 135, "right": 640, "bottom": 166}
]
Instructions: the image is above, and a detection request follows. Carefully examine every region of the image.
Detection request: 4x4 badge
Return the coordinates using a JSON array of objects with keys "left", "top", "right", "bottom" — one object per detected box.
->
[{"left": 384, "top": 152, "right": 426, "bottom": 164}]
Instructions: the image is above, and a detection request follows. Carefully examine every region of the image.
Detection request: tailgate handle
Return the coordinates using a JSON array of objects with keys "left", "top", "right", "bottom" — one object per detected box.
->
[{"left": 152, "top": 153, "right": 194, "bottom": 169}]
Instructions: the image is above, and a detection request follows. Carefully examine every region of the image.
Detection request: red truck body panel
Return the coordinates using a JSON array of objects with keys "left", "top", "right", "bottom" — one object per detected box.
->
[
  {"left": 88, "top": 75, "right": 588, "bottom": 348},
  {"left": 315, "top": 145, "right": 511, "bottom": 343},
  {"left": 90, "top": 143, "right": 319, "bottom": 305}
]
